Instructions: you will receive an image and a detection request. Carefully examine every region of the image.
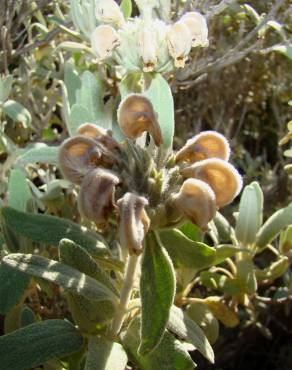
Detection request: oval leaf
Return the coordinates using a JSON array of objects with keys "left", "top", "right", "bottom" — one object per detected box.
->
[
  {"left": 139, "top": 232, "right": 176, "bottom": 355},
  {"left": 235, "top": 182, "right": 263, "bottom": 246},
  {"left": 0, "top": 319, "right": 84, "bottom": 370}
]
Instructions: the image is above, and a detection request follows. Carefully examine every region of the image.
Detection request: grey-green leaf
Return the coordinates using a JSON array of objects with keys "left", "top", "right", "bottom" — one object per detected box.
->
[
  {"left": 167, "top": 306, "right": 214, "bottom": 364},
  {"left": 144, "top": 73, "right": 174, "bottom": 152},
  {"left": 120, "top": 0, "right": 132, "bottom": 19},
  {"left": 15, "top": 146, "right": 59, "bottom": 166},
  {"left": 139, "top": 232, "right": 176, "bottom": 355},
  {"left": 85, "top": 337, "right": 128, "bottom": 370},
  {"left": 2, "top": 253, "right": 118, "bottom": 304},
  {"left": 256, "top": 203, "right": 292, "bottom": 248},
  {"left": 3, "top": 100, "right": 31, "bottom": 127},
  {"left": 1, "top": 207, "right": 109, "bottom": 256},
  {"left": 0, "top": 75, "right": 13, "bottom": 103},
  {"left": 8, "top": 169, "right": 31, "bottom": 211},
  {"left": 123, "top": 317, "right": 196, "bottom": 370},
  {"left": 64, "top": 60, "right": 81, "bottom": 107},
  {"left": 159, "top": 229, "right": 216, "bottom": 269},
  {"left": 68, "top": 104, "right": 92, "bottom": 135},
  {"left": 0, "top": 264, "right": 30, "bottom": 314},
  {"left": 0, "top": 319, "right": 84, "bottom": 370},
  {"left": 235, "top": 182, "right": 263, "bottom": 246}
]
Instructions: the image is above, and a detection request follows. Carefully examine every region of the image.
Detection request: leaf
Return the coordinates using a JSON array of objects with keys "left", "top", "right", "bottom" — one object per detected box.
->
[
  {"left": 203, "top": 297, "right": 239, "bottom": 328},
  {"left": 235, "top": 182, "right": 263, "bottom": 247},
  {"left": 64, "top": 60, "right": 81, "bottom": 107},
  {"left": 144, "top": 73, "right": 174, "bottom": 152},
  {"left": 3, "top": 100, "right": 31, "bottom": 127},
  {"left": 186, "top": 303, "right": 219, "bottom": 345},
  {"left": 213, "top": 212, "right": 234, "bottom": 243},
  {"left": 167, "top": 305, "right": 214, "bottom": 363},
  {"left": 0, "top": 75, "right": 13, "bottom": 103},
  {"left": 85, "top": 337, "right": 128, "bottom": 370},
  {"left": 68, "top": 104, "right": 92, "bottom": 135},
  {"left": 236, "top": 259, "right": 257, "bottom": 294},
  {"left": 0, "top": 264, "right": 30, "bottom": 314},
  {"left": 213, "top": 245, "right": 239, "bottom": 265},
  {"left": 8, "top": 169, "right": 31, "bottom": 211},
  {"left": 15, "top": 145, "right": 59, "bottom": 166},
  {"left": 139, "top": 232, "right": 176, "bottom": 355},
  {"left": 123, "top": 317, "right": 196, "bottom": 370},
  {"left": 79, "top": 71, "right": 105, "bottom": 126},
  {"left": 256, "top": 203, "right": 292, "bottom": 248},
  {"left": 179, "top": 222, "right": 203, "bottom": 241},
  {"left": 159, "top": 229, "right": 216, "bottom": 269},
  {"left": 1, "top": 207, "right": 109, "bottom": 256},
  {"left": 256, "top": 257, "right": 289, "bottom": 282},
  {"left": 59, "top": 239, "right": 118, "bottom": 330},
  {"left": 120, "top": 0, "right": 132, "bottom": 19},
  {"left": 0, "top": 319, "right": 84, "bottom": 370},
  {"left": 20, "top": 306, "right": 37, "bottom": 327},
  {"left": 119, "top": 72, "right": 142, "bottom": 99},
  {"left": 2, "top": 253, "right": 118, "bottom": 304}
]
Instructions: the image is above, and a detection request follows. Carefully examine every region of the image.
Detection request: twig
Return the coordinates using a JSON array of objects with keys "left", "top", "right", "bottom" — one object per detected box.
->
[{"left": 256, "top": 295, "right": 292, "bottom": 305}]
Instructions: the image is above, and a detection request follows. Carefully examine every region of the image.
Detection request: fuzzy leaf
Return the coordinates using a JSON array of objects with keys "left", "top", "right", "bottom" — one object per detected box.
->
[
  {"left": 15, "top": 146, "right": 59, "bottom": 166},
  {"left": 159, "top": 229, "right": 216, "bottom": 269},
  {"left": 2, "top": 253, "right": 118, "bottom": 304},
  {"left": 3, "top": 100, "right": 31, "bottom": 127},
  {"left": 85, "top": 337, "right": 128, "bottom": 370},
  {"left": 123, "top": 317, "right": 196, "bottom": 370},
  {"left": 256, "top": 203, "right": 292, "bottom": 248},
  {"left": 68, "top": 104, "right": 92, "bottom": 135},
  {"left": 235, "top": 182, "right": 263, "bottom": 246},
  {"left": 64, "top": 60, "right": 81, "bottom": 107},
  {"left": 0, "top": 319, "right": 84, "bottom": 370},
  {"left": 1, "top": 207, "right": 109, "bottom": 256},
  {"left": 167, "top": 306, "right": 214, "bottom": 363},
  {"left": 144, "top": 73, "right": 174, "bottom": 152},
  {"left": 139, "top": 232, "right": 176, "bottom": 355},
  {"left": 8, "top": 169, "right": 31, "bottom": 211},
  {"left": 0, "top": 75, "right": 13, "bottom": 103}
]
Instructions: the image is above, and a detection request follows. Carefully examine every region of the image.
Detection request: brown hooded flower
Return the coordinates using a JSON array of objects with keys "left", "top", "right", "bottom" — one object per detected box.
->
[
  {"left": 172, "top": 178, "right": 217, "bottom": 229},
  {"left": 117, "top": 192, "right": 150, "bottom": 255},
  {"left": 78, "top": 167, "right": 120, "bottom": 226},
  {"left": 117, "top": 94, "right": 162, "bottom": 146},
  {"left": 181, "top": 158, "right": 242, "bottom": 207},
  {"left": 77, "top": 123, "right": 121, "bottom": 151},
  {"left": 176, "top": 131, "right": 230, "bottom": 164}
]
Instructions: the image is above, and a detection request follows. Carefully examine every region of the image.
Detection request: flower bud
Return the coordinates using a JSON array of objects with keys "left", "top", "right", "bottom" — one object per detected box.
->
[
  {"left": 78, "top": 168, "right": 120, "bottom": 226},
  {"left": 176, "top": 131, "right": 230, "bottom": 164},
  {"left": 172, "top": 178, "right": 217, "bottom": 229},
  {"left": 91, "top": 25, "right": 121, "bottom": 60},
  {"left": 59, "top": 136, "right": 117, "bottom": 184},
  {"left": 117, "top": 94, "right": 162, "bottom": 146},
  {"left": 77, "top": 123, "right": 121, "bottom": 151},
  {"left": 95, "top": 0, "right": 125, "bottom": 27},
  {"left": 181, "top": 12, "right": 209, "bottom": 47},
  {"left": 138, "top": 26, "right": 157, "bottom": 72},
  {"left": 117, "top": 192, "right": 150, "bottom": 255},
  {"left": 166, "top": 22, "right": 192, "bottom": 68},
  {"left": 181, "top": 158, "right": 243, "bottom": 207}
]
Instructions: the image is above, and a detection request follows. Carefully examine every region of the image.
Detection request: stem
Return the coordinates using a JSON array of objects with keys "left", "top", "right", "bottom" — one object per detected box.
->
[{"left": 108, "top": 254, "right": 140, "bottom": 339}]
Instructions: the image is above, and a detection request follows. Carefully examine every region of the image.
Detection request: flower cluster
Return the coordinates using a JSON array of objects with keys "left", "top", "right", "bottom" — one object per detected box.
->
[
  {"left": 90, "top": 0, "right": 208, "bottom": 72},
  {"left": 173, "top": 132, "right": 242, "bottom": 229},
  {"left": 59, "top": 95, "right": 242, "bottom": 255}
]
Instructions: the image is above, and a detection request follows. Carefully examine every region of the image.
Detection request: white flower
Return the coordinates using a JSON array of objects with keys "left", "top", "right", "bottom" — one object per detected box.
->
[
  {"left": 91, "top": 25, "right": 121, "bottom": 60},
  {"left": 181, "top": 11, "right": 209, "bottom": 47},
  {"left": 95, "top": 0, "right": 125, "bottom": 27},
  {"left": 138, "top": 26, "right": 157, "bottom": 72},
  {"left": 166, "top": 21, "right": 192, "bottom": 68}
]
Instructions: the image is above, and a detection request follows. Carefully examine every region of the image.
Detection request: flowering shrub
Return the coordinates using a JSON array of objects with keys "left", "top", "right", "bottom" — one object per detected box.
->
[{"left": 0, "top": 1, "right": 291, "bottom": 369}]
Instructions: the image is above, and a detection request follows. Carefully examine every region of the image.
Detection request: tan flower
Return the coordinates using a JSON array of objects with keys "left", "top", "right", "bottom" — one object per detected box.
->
[
  {"left": 77, "top": 123, "right": 121, "bottom": 151},
  {"left": 166, "top": 22, "right": 192, "bottom": 68},
  {"left": 78, "top": 168, "right": 120, "bottom": 226},
  {"left": 117, "top": 94, "right": 162, "bottom": 146},
  {"left": 181, "top": 158, "right": 242, "bottom": 207},
  {"left": 172, "top": 178, "right": 217, "bottom": 229},
  {"left": 176, "top": 131, "right": 230, "bottom": 164},
  {"left": 91, "top": 25, "right": 121, "bottom": 60},
  {"left": 117, "top": 193, "right": 150, "bottom": 255}
]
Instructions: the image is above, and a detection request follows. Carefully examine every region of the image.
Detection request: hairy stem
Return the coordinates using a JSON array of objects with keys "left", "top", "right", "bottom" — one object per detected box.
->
[{"left": 108, "top": 254, "right": 140, "bottom": 339}]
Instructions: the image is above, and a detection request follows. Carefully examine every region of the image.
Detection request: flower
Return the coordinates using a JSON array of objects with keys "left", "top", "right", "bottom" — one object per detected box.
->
[
  {"left": 95, "top": 0, "right": 125, "bottom": 27},
  {"left": 166, "top": 21, "right": 192, "bottom": 68},
  {"left": 138, "top": 26, "right": 158, "bottom": 72},
  {"left": 176, "top": 131, "right": 230, "bottom": 164},
  {"left": 91, "top": 25, "right": 121, "bottom": 60},
  {"left": 181, "top": 11, "right": 209, "bottom": 47},
  {"left": 117, "top": 94, "right": 162, "bottom": 146},
  {"left": 172, "top": 178, "right": 217, "bottom": 229},
  {"left": 117, "top": 192, "right": 150, "bottom": 255}
]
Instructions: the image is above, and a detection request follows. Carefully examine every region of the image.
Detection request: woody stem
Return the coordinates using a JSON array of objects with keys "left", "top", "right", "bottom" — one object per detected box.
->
[{"left": 108, "top": 254, "right": 140, "bottom": 339}]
